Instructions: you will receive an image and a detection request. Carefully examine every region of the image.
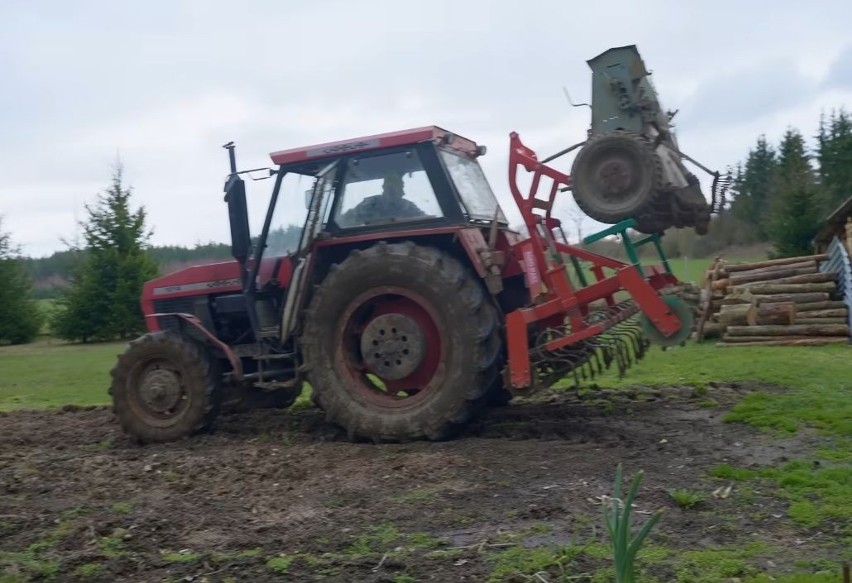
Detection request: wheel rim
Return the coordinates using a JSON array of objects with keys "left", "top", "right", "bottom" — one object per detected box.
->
[
  {"left": 127, "top": 357, "right": 193, "bottom": 427},
  {"left": 576, "top": 146, "right": 649, "bottom": 213},
  {"left": 337, "top": 286, "right": 444, "bottom": 409}
]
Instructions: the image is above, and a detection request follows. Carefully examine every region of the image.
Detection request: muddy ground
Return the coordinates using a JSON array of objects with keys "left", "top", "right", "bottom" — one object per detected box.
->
[{"left": 0, "top": 383, "right": 843, "bottom": 582}]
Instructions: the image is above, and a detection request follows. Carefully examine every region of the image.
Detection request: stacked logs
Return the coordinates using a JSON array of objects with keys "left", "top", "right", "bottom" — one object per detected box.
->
[{"left": 695, "top": 254, "right": 850, "bottom": 346}]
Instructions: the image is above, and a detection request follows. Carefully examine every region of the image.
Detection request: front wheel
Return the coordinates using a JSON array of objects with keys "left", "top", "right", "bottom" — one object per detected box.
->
[
  {"left": 109, "top": 331, "right": 222, "bottom": 443},
  {"left": 300, "top": 242, "right": 503, "bottom": 442}
]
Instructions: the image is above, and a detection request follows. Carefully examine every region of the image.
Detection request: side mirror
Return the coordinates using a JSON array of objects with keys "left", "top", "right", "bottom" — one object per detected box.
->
[
  {"left": 224, "top": 175, "right": 251, "bottom": 264},
  {"left": 304, "top": 188, "right": 313, "bottom": 210}
]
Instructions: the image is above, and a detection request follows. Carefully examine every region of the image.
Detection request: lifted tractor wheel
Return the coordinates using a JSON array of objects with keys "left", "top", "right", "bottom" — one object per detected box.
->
[
  {"left": 109, "top": 331, "right": 222, "bottom": 443},
  {"left": 571, "top": 131, "right": 661, "bottom": 223},
  {"left": 301, "top": 241, "right": 503, "bottom": 442}
]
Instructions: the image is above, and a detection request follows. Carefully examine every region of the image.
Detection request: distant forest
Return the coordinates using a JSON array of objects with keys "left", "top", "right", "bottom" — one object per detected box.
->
[{"left": 24, "top": 224, "right": 302, "bottom": 298}]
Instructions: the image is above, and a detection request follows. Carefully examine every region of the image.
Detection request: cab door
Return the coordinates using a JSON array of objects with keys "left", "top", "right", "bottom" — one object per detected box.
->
[{"left": 279, "top": 160, "right": 338, "bottom": 341}]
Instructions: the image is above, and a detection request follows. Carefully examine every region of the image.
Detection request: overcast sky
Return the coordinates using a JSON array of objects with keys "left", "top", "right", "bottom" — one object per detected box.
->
[{"left": 2, "top": 0, "right": 851, "bottom": 257}]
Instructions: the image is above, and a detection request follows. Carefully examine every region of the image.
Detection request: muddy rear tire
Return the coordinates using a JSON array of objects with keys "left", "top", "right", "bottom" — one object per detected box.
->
[
  {"left": 571, "top": 131, "right": 661, "bottom": 223},
  {"left": 301, "top": 241, "right": 502, "bottom": 442},
  {"left": 109, "top": 331, "right": 222, "bottom": 443}
]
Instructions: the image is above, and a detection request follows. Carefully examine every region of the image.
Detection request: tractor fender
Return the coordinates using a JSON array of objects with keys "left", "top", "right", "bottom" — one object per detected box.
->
[
  {"left": 146, "top": 312, "right": 243, "bottom": 380},
  {"left": 454, "top": 227, "right": 505, "bottom": 295}
]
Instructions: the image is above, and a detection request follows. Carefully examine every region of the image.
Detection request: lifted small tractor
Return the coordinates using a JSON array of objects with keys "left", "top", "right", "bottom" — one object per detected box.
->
[{"left": 109, "top": 126, "right": 694, "bottom": 443}]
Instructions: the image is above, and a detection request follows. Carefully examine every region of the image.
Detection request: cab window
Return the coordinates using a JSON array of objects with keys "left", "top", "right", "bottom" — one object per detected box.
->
[{"left": 334, "top": 150, "right": 443, "bottom": 228}]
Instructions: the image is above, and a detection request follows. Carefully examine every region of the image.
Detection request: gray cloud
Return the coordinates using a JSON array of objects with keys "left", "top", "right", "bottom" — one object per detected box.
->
[
  {"left": 824, "top": 44, "right": 852, "bottom": 90},
  {"left": 676, "top": 59, "right": 817, "bottom": 130},
  {"left": 1, "top": 0, "right": 852, "bottom": 255}
]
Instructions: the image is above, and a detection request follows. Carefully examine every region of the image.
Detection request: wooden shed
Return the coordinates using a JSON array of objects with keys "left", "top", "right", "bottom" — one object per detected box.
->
[{"left": 813, "top": 195, "right": 852, "bottom": 254}]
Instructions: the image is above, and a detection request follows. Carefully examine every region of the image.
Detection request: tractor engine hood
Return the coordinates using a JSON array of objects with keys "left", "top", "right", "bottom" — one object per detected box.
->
[{"left": 140, "top": 256, "right": 293, "bottom": 319}]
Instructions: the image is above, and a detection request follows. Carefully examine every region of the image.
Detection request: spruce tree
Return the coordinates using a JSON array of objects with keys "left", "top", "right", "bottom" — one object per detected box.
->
[
  {"left": 0, "top": 217, "right": 43, "bottom": 344},
  {"left": 768, "top": 129, "right": 822, "bottom": 258},
  {"left": 732, "top": 135, "right": 778, "bottom": 240},
  {"left": 816, "top": 108, "right": 852, "bottom": 212},
  {"left": 52, "top": 165, "right": 159, "bottom": 342}
]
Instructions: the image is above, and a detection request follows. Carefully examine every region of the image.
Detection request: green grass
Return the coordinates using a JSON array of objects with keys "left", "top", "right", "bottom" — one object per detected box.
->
[
  {"left": 73, "top": 563, "right": 106, "bottom": 579},
  {"left": 710, "top": 461, "right": 851, "bottom": 533},
  {"left": 671, "top": 542, "right": 769, "bottom": 583},
  {"left": 0, "top": 339, "right": 125, "bottom": 411},
  {"left": 0, "top": 508, "right": 85, "bottom": 580},
  {"left": 585, "top": 342, "right": 851, "bottom": 436},
  {"left": 668, "top": 489, "right": 705, "bottom": 509},
  {"left": 265, "top": 555, "right": 292, "bottom": 574}
]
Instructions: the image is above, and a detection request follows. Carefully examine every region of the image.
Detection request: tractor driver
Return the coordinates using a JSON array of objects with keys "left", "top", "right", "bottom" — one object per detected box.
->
[{"left": 339, "top": 172, "right": 426, "bottom": 227}]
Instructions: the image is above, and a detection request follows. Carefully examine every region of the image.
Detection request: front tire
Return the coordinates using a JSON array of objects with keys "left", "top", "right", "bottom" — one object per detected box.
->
[
  {"left": 300, "top": 241, "right": 503, "bottom": 442},
  {"left": 109, "top": 331, "right": 222, "bottom": 443}
]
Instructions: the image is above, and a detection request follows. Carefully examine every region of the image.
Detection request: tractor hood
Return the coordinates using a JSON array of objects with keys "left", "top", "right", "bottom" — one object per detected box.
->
[{"left": 140, "top": 256, "right": 294, "bottom": 327}]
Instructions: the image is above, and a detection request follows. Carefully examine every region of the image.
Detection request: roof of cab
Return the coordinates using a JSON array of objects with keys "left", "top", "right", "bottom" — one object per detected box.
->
[{"left": 269, "top": 125, "right": 480, "bottom": 167}]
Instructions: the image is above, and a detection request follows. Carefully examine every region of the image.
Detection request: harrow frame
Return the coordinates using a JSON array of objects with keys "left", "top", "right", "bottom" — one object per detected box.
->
[{"left": 504, "top": 132, "right": 685, "bottom": 391}]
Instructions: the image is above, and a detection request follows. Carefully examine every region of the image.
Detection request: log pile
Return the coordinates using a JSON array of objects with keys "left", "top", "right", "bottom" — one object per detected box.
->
[{"left": 694, "top": 254, "right": 850, "bottom": 346}]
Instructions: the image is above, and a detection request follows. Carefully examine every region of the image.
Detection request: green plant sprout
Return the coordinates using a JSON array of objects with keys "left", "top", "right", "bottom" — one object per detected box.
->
[{"left": 603, "top": 463, "right": 664, "bottom": 583}]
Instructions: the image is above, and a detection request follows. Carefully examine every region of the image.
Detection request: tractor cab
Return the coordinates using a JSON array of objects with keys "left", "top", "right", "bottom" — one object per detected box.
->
[
  {"left": 208, "top": 126, "right": 514, "bottom": 360},
  {"left": 267, "top": 126, "right": 507, "bottom": 241}
]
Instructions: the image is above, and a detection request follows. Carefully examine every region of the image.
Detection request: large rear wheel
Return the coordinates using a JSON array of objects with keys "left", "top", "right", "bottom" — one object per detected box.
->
[
  {"left": 301, "top": 241, "right": 503, "bottom": 442},
  {"left": 109, "top": 331, "right": 222, "bottom": 443},
  {"left": 571, "top": 131, "right": 661, "bottom": 223}
]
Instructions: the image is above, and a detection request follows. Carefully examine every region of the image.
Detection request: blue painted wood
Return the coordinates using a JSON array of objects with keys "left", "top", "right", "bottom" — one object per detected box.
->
[{"left": 819, "top": 237, "right": 852, "bottom": 338}]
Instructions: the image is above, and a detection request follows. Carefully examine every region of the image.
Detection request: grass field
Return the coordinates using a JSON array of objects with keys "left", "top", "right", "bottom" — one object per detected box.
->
[{"left": 0, "top": 339, "right": 126, "bottom": 410}]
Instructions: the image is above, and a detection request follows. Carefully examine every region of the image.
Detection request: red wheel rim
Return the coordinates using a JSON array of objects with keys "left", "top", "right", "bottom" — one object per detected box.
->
[{"left": 336, "top": 286, "right": 445, "bottom": 409}]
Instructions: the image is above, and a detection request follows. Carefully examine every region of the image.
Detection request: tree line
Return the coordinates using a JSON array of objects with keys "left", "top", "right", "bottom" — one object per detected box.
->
[
  {"left": 24, "top": 242, "right": 232, "bottom": 298},
  {"left": 731, "top": 108, "right": 851, "bottom": 256}
]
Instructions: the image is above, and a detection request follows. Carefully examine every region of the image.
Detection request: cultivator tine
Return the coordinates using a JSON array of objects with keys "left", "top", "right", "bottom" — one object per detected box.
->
[
  {"left": 587, "top": 342, "right": 605, "bottom": 377},
  {"left": 523, "top": 298, "right": 655, "bottom": 392}
]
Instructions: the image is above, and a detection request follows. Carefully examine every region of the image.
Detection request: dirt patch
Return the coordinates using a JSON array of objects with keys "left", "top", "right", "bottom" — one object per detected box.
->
[{"left": 0, "top": 383, "right": 840, "bottom": 582}]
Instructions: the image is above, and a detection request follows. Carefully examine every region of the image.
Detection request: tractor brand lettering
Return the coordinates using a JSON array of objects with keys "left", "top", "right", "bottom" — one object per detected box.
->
[
  {"left": 153, "top": 278, "right": 241, "bottom": 295},
  {"left": 308, "top": 139, "right": 379, "bottom": 158},
  {"left": 522, "top": 248, "right": 540, "bottom": 288}
]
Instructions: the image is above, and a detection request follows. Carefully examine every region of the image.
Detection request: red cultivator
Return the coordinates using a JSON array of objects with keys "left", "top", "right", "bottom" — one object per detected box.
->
[{"left": 503, "top": 132, "right": 691, "bottom": 392}]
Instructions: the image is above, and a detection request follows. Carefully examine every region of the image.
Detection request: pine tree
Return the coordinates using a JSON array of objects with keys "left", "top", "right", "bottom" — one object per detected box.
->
[
  {"left": 732, "top": 135, "right": 778, "bottom": 240},
  {"left": 51, "top": 164, "right": 159, "bottom": 342},
  {"left": 768, "top": 129, "right": 822, "bottom": 258},
  {"left": 0, "top": 217, "right": 43, "bottom": 344},
  {"left": 816, "top": 108, "right": 852, "bottom": 213}
]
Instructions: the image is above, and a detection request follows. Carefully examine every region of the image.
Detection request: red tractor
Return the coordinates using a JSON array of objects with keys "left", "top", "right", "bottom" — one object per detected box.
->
[{"left": 110, "top": 126, "right": 692, "bottom": 443}]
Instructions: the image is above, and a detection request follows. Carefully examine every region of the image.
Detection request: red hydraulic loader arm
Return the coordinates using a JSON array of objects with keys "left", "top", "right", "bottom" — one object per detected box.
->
[{"left": 504, "top": 132, "right": 684, "bottom": 391}]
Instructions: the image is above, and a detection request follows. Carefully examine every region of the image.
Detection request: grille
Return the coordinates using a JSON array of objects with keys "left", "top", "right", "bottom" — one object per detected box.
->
[{"left": 153, "top": 297, "right": 198, "bottom": 331}]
